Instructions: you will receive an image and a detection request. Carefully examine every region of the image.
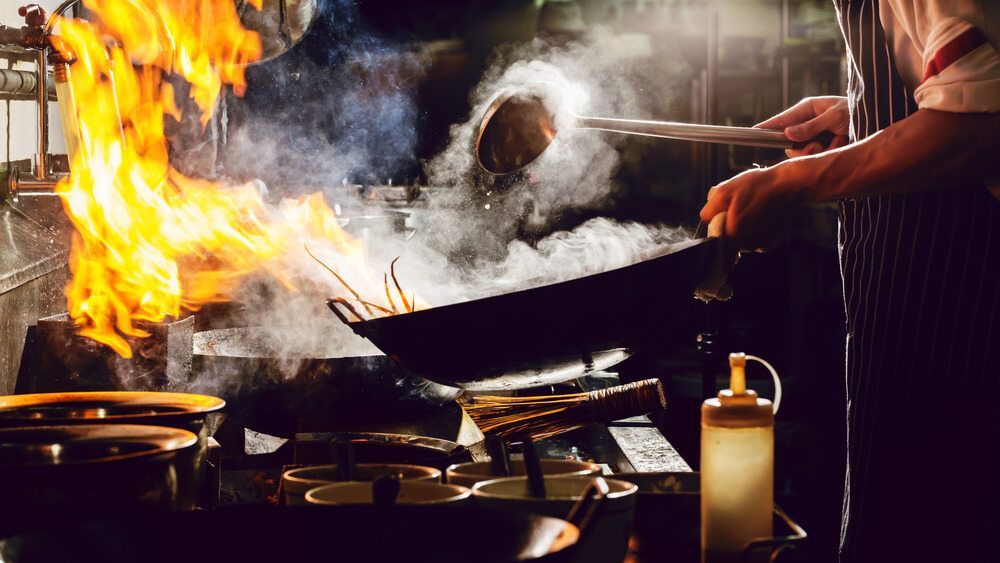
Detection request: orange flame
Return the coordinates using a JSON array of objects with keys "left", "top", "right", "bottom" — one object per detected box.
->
[{"left": 51, "top": 0, "right": 370, "bottom": 357}]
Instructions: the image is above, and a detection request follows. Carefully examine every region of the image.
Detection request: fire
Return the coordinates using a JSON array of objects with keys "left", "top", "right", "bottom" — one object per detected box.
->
[{"left": 50, "top": 0, "right": 378, "bottom": 357}]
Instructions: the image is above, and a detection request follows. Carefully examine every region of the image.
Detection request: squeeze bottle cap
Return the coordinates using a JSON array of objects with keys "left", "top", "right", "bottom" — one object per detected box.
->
[{"left": 701, "top": 352, "right": 774, "bottom": 428}]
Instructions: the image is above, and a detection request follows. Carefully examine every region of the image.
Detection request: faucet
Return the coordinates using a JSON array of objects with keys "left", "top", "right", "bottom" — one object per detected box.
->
[{"left": 1, "top": 1, "right": 81, "bottom": 201}]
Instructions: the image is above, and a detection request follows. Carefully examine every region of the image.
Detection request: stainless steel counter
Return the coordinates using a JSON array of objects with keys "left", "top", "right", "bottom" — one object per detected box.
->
[{"left": 0, "top": 197, "right": 70, "bottom": 393}]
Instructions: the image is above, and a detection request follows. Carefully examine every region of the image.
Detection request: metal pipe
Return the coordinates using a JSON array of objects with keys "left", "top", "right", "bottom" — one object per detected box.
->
[
  {"left": 35, "top": 48, "right": 48, "bottom": 180},
  {"left": 0, "top": 68, "right": 55, "bottom": 97},
  {"left": 44, "top": 0, "right": 84, "bottom": 35},
  {"left": 6, "top": 173, "right": 60, "bottom": 202}
]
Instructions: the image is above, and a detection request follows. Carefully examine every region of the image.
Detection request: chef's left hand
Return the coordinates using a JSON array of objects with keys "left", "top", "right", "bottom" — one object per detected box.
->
[{"left": 699, "top": 163, "right": 806, "bottom": 252}]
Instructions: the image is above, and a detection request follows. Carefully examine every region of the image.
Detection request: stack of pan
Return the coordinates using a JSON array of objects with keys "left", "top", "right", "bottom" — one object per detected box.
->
[{"left": 0, "top": 391, "right": 225, "bottom": 535}]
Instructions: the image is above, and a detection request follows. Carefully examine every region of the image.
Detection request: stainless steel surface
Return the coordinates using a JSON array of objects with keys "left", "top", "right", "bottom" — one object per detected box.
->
[
  {"left": 606, "top": 417, "right": 691, "bottom": 473},
  {"left": 0, "top": 197, "right": 70, "bottom": 393},
  {"left": 476, "top": 89, "right": 794, "bottom": 175}
]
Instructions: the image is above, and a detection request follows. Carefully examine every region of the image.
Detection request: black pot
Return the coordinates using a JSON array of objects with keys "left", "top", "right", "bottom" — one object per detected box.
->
[
  {"left": 0, "top": 505, "right": 581, "bottom": 562},
  {"left": 0, "top": 424, "right": 200, "bottom": 536}
]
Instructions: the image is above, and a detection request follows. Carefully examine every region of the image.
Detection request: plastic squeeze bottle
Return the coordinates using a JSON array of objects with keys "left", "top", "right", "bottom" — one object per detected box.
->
[{"left": 701, "top": 352, "right": 776, "bottom": 563}]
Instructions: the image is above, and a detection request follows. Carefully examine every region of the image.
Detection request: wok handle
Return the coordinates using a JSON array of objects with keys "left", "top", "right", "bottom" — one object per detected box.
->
[
  {"left": 327, "top": 298, "right": 367, "bottom": 324},
  {"left": 565, "top": 477, "right": 610, "bottom": 540}
]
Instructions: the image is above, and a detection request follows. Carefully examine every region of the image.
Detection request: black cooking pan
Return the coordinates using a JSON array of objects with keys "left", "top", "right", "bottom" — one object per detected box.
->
[
  {"left": 192, "top": 326, "right": 464, "bottom": 454},
  {"left": 0, "top": 505, "right": 581, "bottom": 562},
  {"left": 329, "top": 237, "right": 720, "bottom": 390}
]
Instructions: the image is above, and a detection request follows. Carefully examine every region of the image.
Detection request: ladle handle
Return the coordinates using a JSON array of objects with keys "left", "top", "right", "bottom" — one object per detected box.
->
[
  {"left": 331, "top": 438, "right": 357, "bottom": 481},
  {"left": 566, "top": 477, "right": 610, "bottom": 540},
  {"left": 522, "top": 439, "right": 547, "bottom": 499},
  {"left": 575, "top": 116, "right": 832, "bottom": 150},
  {"left": 485, "top": 435, "right": 512, "bottom": 477}
]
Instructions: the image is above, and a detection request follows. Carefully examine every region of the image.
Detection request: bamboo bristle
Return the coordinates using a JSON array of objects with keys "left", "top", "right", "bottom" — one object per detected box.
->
[{"left": 466, "top": 378, "right": 667, "bottom": 440}]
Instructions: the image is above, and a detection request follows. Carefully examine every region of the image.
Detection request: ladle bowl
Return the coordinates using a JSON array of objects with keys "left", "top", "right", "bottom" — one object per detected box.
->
[{"left": 475, "top": 87, "right": 830, "bottom": 176}]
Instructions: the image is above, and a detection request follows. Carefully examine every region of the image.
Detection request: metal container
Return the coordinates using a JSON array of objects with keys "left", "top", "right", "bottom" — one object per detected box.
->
[
  {"left": 305, "top": 480, "right": 472, "bottom": 506},
  {"left": 613, "top": 472, "right": 700, "bottom": 558},
  {"left": 0, "top": 391, "right": 225, "bottom": 509},
  {"left": 0, "top": 424, "right": 199, "bottom": 535},
  {"left": 0, "top": 505, "right": 583, "bottom": 562},
  {"left": 446, "top": 459, "right": 600, "bottom": 488},
  {"left": 293, "top": 431, "right": 471, "bottom": 470},
  {"left": 282, "top": 463, "right": 441, "bottom": 505},
  {"left": 0, "top": 391, "right": 225, "bottom": 440},
  {"left": 473, "top": 475, "right": 638, "bottom": 563}
]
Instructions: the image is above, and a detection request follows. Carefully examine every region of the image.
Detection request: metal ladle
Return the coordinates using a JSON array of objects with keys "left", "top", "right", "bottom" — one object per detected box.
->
[{"left": 476, "top": 89, "right": 831, "bottom": 175}]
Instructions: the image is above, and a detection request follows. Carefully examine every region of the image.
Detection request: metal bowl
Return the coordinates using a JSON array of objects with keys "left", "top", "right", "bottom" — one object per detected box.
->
[
  {"left": 0, "top": 391, "right": 225, "bottom": 438},
  {"left": 294, "top": 432, "right": 471, "bottom": 470},
  {"left": 0, "top": 424, "right": 200, "bottom": 535}
]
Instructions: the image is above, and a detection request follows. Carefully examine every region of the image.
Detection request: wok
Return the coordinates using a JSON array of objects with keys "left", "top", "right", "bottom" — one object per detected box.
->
[
  {"left": 192, "top": 326, "right": 463, "bottom": 452},
  {"left": 0, "top": 505, "right": 581, "bottom": 562},
  {"left": 329, "top": 237, "right": 719, "bottom": 390}
]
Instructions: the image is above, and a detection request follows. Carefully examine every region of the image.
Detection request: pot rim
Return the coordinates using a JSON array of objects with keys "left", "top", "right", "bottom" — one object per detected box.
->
[
  {"left": 284, "top": 463, "right": 442, "bottom": 488},
  {"left": 446, "top": 459, "right": 600, "bottom": 478},
  {"left": 0, "top": 391, "right": 225, "bottom": 423},
  {"left": 304, "top": 481, "right": 472, "bottom": 506},
  {"left": 0, "top": 424, "right": 199, "bottom": 467},
  {"left": 471, "top": 475, "right": 638, "bottom": 502}
]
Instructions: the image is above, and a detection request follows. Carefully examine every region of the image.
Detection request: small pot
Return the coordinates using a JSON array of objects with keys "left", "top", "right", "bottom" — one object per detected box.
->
[
  {"left": 446, "top": 459, "right": 600, "bottom": 488},
  {"left": 305, "top": 481, "right": 471, "bottom": 506},
  {"left": 472, "top": 476, "right": 638, "bottom": 563},
  {"left": 613, "top": 472, "right": 700, "bottom": 558},
  {"left": 282, "top": 463, "right": 441, "bottom": 505},
  {"left": 0, "top": 424, "right": 200, "bottom": 535}
]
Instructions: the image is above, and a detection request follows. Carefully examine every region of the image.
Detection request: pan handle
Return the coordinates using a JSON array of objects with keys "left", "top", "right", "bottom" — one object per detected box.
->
[
  {"left": 565, "top": 477, "right": 610, "bottom": 540},
  {"left": 327, "top": 298, "right": 368, "bottom": 325}
]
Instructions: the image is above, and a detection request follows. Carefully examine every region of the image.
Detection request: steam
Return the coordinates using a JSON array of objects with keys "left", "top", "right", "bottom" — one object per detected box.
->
[{"left": 173, "top": 10, "right": 696, "bottom": 392}]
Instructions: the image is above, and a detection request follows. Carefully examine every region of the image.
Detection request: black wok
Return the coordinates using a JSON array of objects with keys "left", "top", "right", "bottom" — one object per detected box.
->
[
  {"left": 0, "top": 505, "right": 581, "bottom": 562},
  {"left": 192, "top": 326, "right": 464, "bottom": 453},
  {"left": 329, "top": 237, "right": 720, "bottom": 390}
]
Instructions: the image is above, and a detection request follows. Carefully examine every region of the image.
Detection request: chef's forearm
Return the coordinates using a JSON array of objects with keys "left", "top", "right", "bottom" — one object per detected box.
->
[{"left": 786, "top": 109, "right": 1000, "bottom": 202}]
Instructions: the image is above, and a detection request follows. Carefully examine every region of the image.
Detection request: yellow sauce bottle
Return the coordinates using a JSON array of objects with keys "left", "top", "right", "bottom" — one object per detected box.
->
[{"left": 701, "top": 352, "right": 775, "bottom": 563}]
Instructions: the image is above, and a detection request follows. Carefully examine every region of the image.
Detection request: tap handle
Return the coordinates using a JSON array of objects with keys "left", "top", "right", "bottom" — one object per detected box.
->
[{"left": 18, "top": 5, "right": 48, "bottom": 28}]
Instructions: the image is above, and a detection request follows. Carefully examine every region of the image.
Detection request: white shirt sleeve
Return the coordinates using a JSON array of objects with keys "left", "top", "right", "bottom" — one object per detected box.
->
[{"left": 885, "top": 0, "right": 1000, "bottom": 113}]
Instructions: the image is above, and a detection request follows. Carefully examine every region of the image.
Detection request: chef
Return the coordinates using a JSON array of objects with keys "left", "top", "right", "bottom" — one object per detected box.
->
[{"left": 700, "top": 1, "right": 1000, "bottom": 561}]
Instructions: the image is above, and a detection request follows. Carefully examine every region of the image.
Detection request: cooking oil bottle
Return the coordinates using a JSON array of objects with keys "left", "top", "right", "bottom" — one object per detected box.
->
[{"left": 701, "top": 352, "right": 781, "bottom": 563}]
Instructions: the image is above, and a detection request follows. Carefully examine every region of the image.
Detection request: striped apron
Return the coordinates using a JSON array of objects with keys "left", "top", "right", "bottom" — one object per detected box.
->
[{"left": 833, "top": 1, "right": 1000, "bottom": 561}]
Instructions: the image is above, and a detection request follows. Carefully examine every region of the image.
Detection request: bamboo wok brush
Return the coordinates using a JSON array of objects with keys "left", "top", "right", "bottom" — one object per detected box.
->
[{"left": 465, "top": 379, "right": 667, "bottom": 441}]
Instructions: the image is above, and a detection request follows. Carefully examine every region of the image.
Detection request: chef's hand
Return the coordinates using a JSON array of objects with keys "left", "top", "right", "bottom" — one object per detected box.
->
[
  {"left": 756, "top": 96, "right": 851, "bottom": 158},
  {"left": 699, "top": 163, "right": 806, "bottom": 252}
]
